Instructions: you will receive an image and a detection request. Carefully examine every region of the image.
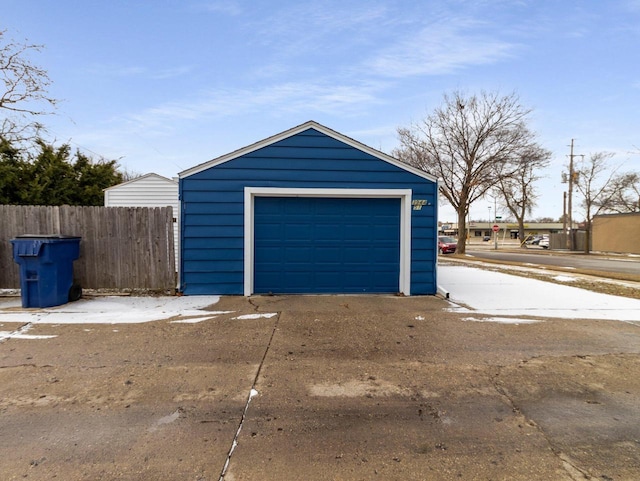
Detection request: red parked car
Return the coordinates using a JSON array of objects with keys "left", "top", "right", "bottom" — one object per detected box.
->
[{"left": 438, "top": 236, "right": 457, "bottom": 254}]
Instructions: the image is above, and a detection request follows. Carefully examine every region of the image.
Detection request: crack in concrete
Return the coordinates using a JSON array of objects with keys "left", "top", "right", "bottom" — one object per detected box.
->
[
  {"left": 489, "top": 365, "right": 592, "bottom": 480},
  {"left": 247, "top": 297, "right": 260, "bottom": 312},
  {"left": 218, "top": 311, "right": 281, "bottom": 481},
  {"left": 0, "top": 363, "right": 53, "bottom": 369}
]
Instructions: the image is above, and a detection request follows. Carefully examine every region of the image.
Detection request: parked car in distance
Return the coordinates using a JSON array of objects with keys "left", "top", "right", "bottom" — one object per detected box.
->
[
  {"left": 539, "top": 236, "right": 549, "bottom": 249},
  {"left": 483, "top": 235, "right": 491, "bottom": 242},
  {"left": 438, "top": 236, "right": 457, "bottom": 254},
  {"left": 526, "top": 235, "right": 543, "bottom": 245}
]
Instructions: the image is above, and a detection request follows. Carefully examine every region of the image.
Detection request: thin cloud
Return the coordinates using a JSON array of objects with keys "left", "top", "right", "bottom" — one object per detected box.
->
[
  {"left": 122, "top": 81, "right": 384, "bottom": 133},
  {"left": 623, "top": 0, "right": 640, "bottom": 11},
  {"left": 193, "top": 1, "right": 243, "bottom": 16},
  {"left": 150, "top": 66, "right": 193, "bottom": 80},
  {"left": 365, "top": 18, "right": 518, "bottom": 78},
  {"left": 85, "top": 63, "right": 192, "bottom": 80},
  {"left": 85, "top": 64, "right": 146, "bottom": 77},
  {"left": 249, "top": 2, "right": 391, "bottom": 55}
]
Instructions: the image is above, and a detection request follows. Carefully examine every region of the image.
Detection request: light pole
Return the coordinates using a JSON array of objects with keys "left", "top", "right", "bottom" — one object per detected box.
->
[
  {"left": 493, "top": 196, "right": 498, "bottom": 251},
  {"left": 488, "top": 206, "right": 492, "bottom": 228},
  {"left": 488, "top": 205, "right": 493, "bottom": 246}
]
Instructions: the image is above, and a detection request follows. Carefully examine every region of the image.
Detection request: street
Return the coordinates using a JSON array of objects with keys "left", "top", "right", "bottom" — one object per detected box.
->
[{"left": 466, "top": 246, "right": 640, "bottom": 279}]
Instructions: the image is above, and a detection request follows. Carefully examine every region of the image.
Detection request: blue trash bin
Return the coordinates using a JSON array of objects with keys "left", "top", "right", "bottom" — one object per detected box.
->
[{"left": 10, "top": 235, "right": 82, "bottom": 308}]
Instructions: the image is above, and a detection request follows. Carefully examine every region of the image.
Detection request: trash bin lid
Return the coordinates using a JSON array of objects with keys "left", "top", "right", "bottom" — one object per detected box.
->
[
  {"left": 10, "top": 238, "right": 46, "bottom": 256},
  {"left": 11, "top": 235, "right": 82, "bottom": 257}
]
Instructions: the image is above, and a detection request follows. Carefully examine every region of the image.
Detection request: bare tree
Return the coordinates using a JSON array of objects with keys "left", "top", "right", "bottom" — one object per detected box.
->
[
  {"left": 395, "top": 90, "right": 542, "bottom": 254},
  {"left": 0, "top": 30, "right": 57, "bottom": 143},
  {"left": 573, "top": 152, "right": 617, "bottom": 253},
  {"left": 496, "top": 145, "right": 551, "bottom": 245},
  {"left": 598, "top": 171, "right": 640, "bottom": 213}
]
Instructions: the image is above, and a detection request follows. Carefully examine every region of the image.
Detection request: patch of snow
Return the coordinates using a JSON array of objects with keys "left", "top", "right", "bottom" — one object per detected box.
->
[
  {"left": 415, "top": 315, "right": 425, "bottom": 321},
  {"left": 170, "top": 316, "right": 217, "bottom": 324},
  {"left": 439, "top": 264, "right": 640, "bottom": 321},
  {"left": 250, "top": 388, "right": 259, "bottom": 399},
  {"left": 462, "top": 317, "right": 542, "bottom": 324},
  {"left": 0, "top": 289, "right": 20, "bottom": 297},
  {"left": 233, "top": 313, "right": 278, "bottom": 320},
  {"left": 553, "top": 275, "right": 577, "bottom": 282},
  {"left": 0, "top": 331, "right": 57, "bottom": 340},
  {"left": 0, "top": 298, "right": 22, "bottom": 308},
  {"left": 150, "top": 409, "right": 182, "bottom": 432},
  {"left": 0, "top": 296, "right": 221, "bottom": 324}
]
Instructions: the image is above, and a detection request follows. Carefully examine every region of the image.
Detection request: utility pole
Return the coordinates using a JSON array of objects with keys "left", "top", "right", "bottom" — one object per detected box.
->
[
  {"left": 565, "top": 139, "right": 582, "bottom": 251},
  {"left": 567, "top": 140, "right": 574, "bottom": 250},
  {"left": 566, "top": 139, "right": 574, "bottom": 251},
  {"left": 562, "top": 191, "right": 567, "bottom": 234}
]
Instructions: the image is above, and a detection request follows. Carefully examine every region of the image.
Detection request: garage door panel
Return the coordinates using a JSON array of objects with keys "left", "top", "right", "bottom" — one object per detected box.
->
[
  {"left": 257, "top": 246, "right": 284, "bottom": 261},
  {"left": 374, "top": 224, "right": 401, "bottom": 239},
  {"left": 342, "top": 247, "right": 369, "bottom": 262},
  {"left": 283, "top": 272, "right": 311, "bottom": 286},
  {"left": 314, "top": 247, "right": 342, "bottom": 263},
  {"left": 372, "top": 252, "right": 400, "bottom": 264},
  {"left": 254, "top": 196, "right": 400, "bottom": 294},
  {"left": 343, "top": 225, "right": 370, "bottom": 241},
  {"left": 284, "top": 247, "right": 312, "bottom": 262},
  {"left": 284, "top": 224, "right": 313, "bottom": 240},
  {"left": 315, "top": 224, "right": 342, "bottom": 239}
]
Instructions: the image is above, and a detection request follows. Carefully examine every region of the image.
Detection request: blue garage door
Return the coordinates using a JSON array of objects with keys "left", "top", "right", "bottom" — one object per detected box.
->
[{"left": 254, "top": 197, "right": 400, "bottom": 294}]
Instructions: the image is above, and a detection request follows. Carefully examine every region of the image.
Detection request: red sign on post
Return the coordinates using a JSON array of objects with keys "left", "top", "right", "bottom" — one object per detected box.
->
[{"left": 492, "top": 224, "right": 500, "bottom": 232}]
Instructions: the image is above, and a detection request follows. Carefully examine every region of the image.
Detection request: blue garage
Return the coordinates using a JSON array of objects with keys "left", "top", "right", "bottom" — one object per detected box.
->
[{"left": 178, "top": 121, "right": 438, "bottom": 296}]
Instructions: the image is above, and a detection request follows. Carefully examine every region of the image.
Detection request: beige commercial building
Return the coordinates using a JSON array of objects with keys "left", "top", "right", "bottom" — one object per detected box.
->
[
  {"left": 440, "top": 222, "right": 568, "bottom": 240},
  {"left": 592, "top": 212, "right": 640, "bottom": 255}
]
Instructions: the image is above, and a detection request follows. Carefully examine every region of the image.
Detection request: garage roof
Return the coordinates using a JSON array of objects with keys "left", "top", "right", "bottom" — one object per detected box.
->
[{"left": 178, "top": 120, "right": 438, "bottom": 183}]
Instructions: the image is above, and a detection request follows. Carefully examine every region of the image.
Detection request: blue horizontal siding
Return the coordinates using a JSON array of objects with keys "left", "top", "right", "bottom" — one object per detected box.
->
[
  {"left": 184, "top": 237, "right": 244, "bottom": 249},
  {"left": 183, "top": 260, "right": 243, "bottom": 272},
  {"left": 180, "top": 127, "right": 438, "bottom": 295},
  {"left": 183, "top": 248, "right": 243, "bottom": 261},
  {"left": 183, "top": 225, "right": 243, "bottom": 238},
  {"left": 180, "top": 203, "right": 243, "bottom": 215},
  {"left": 184, "top": 169, "right": 418, "bottom": 183},
  {"left": 259, "top": 131, "right": 348, "bottom": 149},
  {"left": 184, "top": 214, "right": 243, "bottom": 226},
  {"left": 412, "top": 248, "right": 436, "bottom": 261}
]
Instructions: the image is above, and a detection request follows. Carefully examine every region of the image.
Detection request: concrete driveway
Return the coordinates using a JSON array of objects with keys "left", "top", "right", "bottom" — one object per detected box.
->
[{"left": 1, "top": 294, "right": 640, "bottom": 480}]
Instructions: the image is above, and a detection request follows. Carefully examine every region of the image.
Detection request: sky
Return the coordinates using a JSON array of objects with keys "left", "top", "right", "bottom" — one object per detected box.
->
[{"left": 2, "top": 0, "right": 639, "bottom": 222}]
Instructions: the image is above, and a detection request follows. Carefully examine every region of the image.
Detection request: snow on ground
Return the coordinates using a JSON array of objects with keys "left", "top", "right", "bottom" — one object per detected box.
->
[
  {"left": 462, "top": 316, "right": 543, "bottom": 324},
  {"left": 552, "top": 275, "right": 577, "bottom": 283},
  {"left": 0, "top": 296, "right": 222, "bottom": 324},
  {"left": 2, "top": 264, "right": 639, "bottom": 328},
  {"left": 439, "top": 264, "right": 640, "bottom": 322},
  {"left": 232, "top": 313, "right": 278, "bottom": 320}
]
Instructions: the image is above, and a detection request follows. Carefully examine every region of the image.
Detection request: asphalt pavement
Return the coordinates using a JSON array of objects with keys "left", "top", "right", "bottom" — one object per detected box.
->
[{"left": 466, "top": 244, "right": 640, "bottom": 279}]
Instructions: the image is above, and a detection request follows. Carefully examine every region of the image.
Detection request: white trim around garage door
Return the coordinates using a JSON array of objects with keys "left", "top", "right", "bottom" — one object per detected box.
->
[{"left": 244, "top": 187, "right": 413, "bottom": 296}]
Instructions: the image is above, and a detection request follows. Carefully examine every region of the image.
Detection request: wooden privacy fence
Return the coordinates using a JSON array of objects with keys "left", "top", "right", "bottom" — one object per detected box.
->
[
  {"left": 0, "top": 205, "right": 175, "bottom": 290},
  {"left": 550, "top": 231, "right": 590, "bottom": 251}
]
